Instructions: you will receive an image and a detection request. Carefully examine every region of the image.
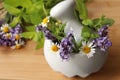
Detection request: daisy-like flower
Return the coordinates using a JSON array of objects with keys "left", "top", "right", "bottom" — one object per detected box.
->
[
  {"left": 41, "top": 17, "right": 50, "bottom": 27},
  {"left": 1, "top": 24, "right": 11, "bottom": 33},
  {"left": 3, "top": 33, "right": 12, "bottom": 39},
  {"left": 11, "top": 40, "right": 24, "bottom": 49},
  {"left": 50, "top": 43, "right": 60, "bottom": 54},
  {"left": 80, "top": 42, "right": 96, "bottom": 58},
  {"left": 13, "top": 33, "right": 21, "bottom": 40}
]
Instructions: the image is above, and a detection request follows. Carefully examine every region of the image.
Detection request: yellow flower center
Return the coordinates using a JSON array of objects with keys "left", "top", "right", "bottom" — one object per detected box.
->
[
  {"left": 82, "top": 46, "right": 91, "bottom": 54},
  {"left": 51, "top": 45, "right": 59, "bottom": 52},
  {"left": 15, "top": 35, "right": 20, "bottom": 40},
  {"left": 6, "top": 34, "right": 11, "bottom": 39},
  {"left": 3, "top": 27, "right": 9, "bottom": 33},
  {"left": 42, "top": 17, "right": 49, "bottom": 24},
  {"left": 15, "top": 44, "right": 21, "bottom": 49}
]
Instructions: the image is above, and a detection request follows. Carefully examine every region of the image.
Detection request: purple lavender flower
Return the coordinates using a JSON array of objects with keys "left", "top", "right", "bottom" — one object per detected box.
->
[
  {"left": 94, "top": 37, "right": 112, "bottom": 51},
  {"left": 36, "top": 25, "right": 42, "bottom": 32},
  {"left": 0, "top": 38, "right": 15, "bottom": 46},
  {"left": 11, "top": 24, "right": 23, "bottom": 34},
  {"left": 94, "top": 25, "right": 112, "bottom": 51},
  {"left": 0, "top": 24, "right": 24, "bottom": 48},
  {"left": 98, "top": 25, "right": 109, "bottom": 37},
  {"left": 14, "top": 24, "right": 23, "bottom": 33},
  {"left": 36, "top": 25, "right": 58, "bottom": 43},
  {"left": 59, "top": 32, "right": 74, "bottom": 61}
]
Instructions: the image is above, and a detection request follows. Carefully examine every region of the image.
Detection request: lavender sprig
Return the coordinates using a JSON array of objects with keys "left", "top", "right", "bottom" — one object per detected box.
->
[
  {"left": 94, "top": 25, "right": 112, "bottom": 51},
  {"left": 59, "top": 32, "right": 74, "bottom": 61},
  {"left": 36, "top": 25, "right": 58, "bottom": 43}
]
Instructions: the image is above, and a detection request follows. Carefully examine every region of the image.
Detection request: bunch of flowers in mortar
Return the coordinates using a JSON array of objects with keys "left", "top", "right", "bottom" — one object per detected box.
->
[
  {"left": 35, "top": 0, "right": 114, "bottom": 77},
  {"left": 36, "top": 16, "right": 113, "bottom": 60}
]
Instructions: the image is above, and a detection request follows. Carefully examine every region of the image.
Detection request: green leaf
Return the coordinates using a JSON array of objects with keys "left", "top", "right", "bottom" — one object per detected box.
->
[
  {"left": 33, "top": 1, "right": 44, "bottom": 10},
  {"left": 4, "top": 0, "right": 21, "bottom": 7},
  {"left": 29, "top": 10, "right": 42, "bottom": 25},
  {"left": 22, "top": 14, "right": 31, "bottom": 23},
  {"left": 34, "top": 32, "right": 43, "bottom": 42},
  {"left": 21, "top": 32, "right": 43, "bottom": 42},
  {"left": 4, "top": 4, "right": 21, "bottom": 15},
  {"left": 4, "top": 0, "right": 32, "bottom": 8},
  {"left": 82, "top": 19, "right": 93, "bottom": 26},
  {"left": 81, "top": 26, "right": 91, "bottom": 39},
  {"left": 43, "top": 0, "right": 64, "bottom": 15},
  {"left": 93, "top": 16, "right": 115, "bottom": 28},
  {"left": 91, "top": 33, "right": 99, "bottom": 38},
  {"left": 33, "top": 32, "right": 41, "bottom": 42},
  {"left": 75, "top": 0, "right": 88, "bottom": 20},
  {"left": 10, "top": 16, "right": 20, "bottom": 27},
  {"left": 44, "top": 0, "right": 63, "bottom": 9},
  {"left": 18, "top": 0, "right": 32, "bottom": 8},
  {"left": 36, "top": 37, "right": 44, "bottom": 49},
  {"left": 25, "top": 26, "right": 35, "bottom": 32},
  {"left": 101, "top": 18, "right": 115, "bottom": 26},
  {"left": 21, "top": 32, "right": 35, "bottom": 39}
]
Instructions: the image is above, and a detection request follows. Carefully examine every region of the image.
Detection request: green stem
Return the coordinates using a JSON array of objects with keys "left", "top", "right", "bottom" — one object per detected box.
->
[
  {"left": 42, "top": 5, "right": 47, "bottom": 17},
  {"left": 72, "top": 37, "right": 80, "bottom": 53}
]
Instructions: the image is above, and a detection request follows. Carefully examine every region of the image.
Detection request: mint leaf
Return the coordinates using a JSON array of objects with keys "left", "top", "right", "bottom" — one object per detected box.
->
[
  {"left": 21, "top": 32, "right": 35, "bottom": 39},
  {"left": 21, "top": 32, "right": 43, "bottom": 42},
  {"left": 36, "top": 37, "right": 44, "bottom": 49},
  {"left": 82, "top": 19, "right": 93, "bottom": 26},
  {"left": 4, "top": 0, "right": 32, "bottom": 8},
  {"left": 22, "top": 14, "right": 31, "bottom": 23},
  {"left": 4, "top": 4, "right": 21, "bottom": 15},
  {"left": 93, "top": 16, "right": 115, "bottom": 28},
  {"left": 10, "top": 17, "right": 20, "bottom": 27},
  {"left": 29, "top": 10, "right": 42, "bottom": 25},
  {"left": 18, "top": 0, "right": 32, "bottom": 8},
  {"left": 75, "top": 0, "right": 88, "bottom": 20},
  {"left": 91, "top": 33, "right": 99, "bottom": 38},
  {"left": 32, "top": 32, "right": 41, "bottom": 42},
  {"left": 81, "top": 26, "right": 91, "bottom": 39},
  {"left": 25, "top": 26, "right": 35, "bottom": 32},
  {"left": 101, "top": 18, "right": 115, "bottom": 26}
]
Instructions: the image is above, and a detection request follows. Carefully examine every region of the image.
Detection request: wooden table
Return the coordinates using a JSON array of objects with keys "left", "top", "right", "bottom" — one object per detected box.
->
[{"left": 0, "top": 0, "right": 120, "bottom": 80}]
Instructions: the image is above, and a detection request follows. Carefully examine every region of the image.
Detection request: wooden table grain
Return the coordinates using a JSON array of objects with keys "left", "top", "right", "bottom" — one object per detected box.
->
[{"left": 0, "top": 0, "right": 120, "bottom": 80}]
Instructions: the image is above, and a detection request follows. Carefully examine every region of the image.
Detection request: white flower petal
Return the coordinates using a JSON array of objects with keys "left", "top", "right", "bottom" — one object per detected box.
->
[
  {"left": 91, "top": 48, "right": 96, "bottom": 51},
  {"left": 87, "top": 54, "right": 94, "bottom": 58},
  {"left": 88, "top": 42, "right": 93, "bottom": 47},
  {"left": 82, "top": 41, "right": 86, "bottom": 46}
]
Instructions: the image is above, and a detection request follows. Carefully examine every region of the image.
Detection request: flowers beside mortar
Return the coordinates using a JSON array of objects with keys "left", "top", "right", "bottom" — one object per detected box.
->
[
  {"left": 36, "top": 16, "right": 114, "bottom": 61},
  {"left": 0, "top": 22, "right": 25, "bottom": 49}
]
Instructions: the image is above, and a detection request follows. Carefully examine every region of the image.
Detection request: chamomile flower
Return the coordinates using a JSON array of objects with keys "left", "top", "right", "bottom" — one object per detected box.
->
[
  {"left": 14, "top": 33, "right": 21, "bottom": 40},
  {"left": 80, "top": 41, "right": 96, "bottom": 58},
  {"left": 41, "top": 17, "right": 50, "bottom": 27},
  {"left": 11, "top": 40, "right": 24, "bottom": 49},
  {"left": 50, "top": 43, "right": 60, "bottom": 54},
  {"left": 3, "top": 33, "right": 12, "bottom": 39},
  {"left": 1, "top": 24, "right": 11, "bottom": 33}
]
